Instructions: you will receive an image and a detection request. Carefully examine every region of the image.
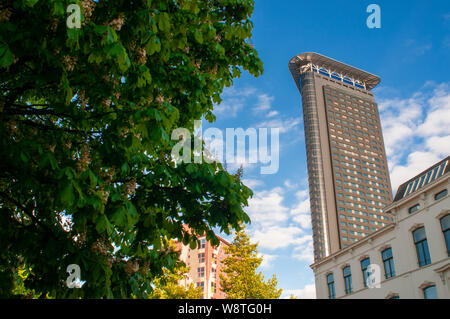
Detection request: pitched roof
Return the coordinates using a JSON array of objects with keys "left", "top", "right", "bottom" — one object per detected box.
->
[{"left": 393, "top": 156, "right": 450, "bottom": 202}]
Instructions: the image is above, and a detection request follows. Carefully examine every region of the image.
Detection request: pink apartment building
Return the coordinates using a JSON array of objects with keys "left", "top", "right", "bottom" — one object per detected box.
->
[{"left": 175, "top": 234, "right": 230, "bottom": 299}]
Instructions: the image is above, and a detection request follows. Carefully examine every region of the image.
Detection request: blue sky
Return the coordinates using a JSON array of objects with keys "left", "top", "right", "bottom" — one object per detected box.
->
[{"left": 204, "top": 1, "right": 450, "bottom": 298}]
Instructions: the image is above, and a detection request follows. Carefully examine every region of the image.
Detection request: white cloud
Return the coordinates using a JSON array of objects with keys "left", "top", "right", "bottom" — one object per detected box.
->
[
  {"left": 226, "top": 154, "right": 258, "bottom": 172},
  {"left": 245, "top": 187, "right": 289, "bottom": 227},
  {"left": 245, "top": 184, "right": 314, "bottom": 260},
  {"left": 378, "top": 93, "right": 423, "bottom": 161},
  {"left": 258, "top": 253, "right": 278, "bottom": 269},
  {"left": 215, "top": 89, "right": 281, "bottom": 120},
  {"left": 213, "top": 99, "right": 244, "bottom": 117},
  {"left": 222, "top": 86, "right": 257, "bottom": 98},
  {"left": 417, "top": 86, "right": 450, "bottom": 136},
  {"left": 256, "top": 117, "right": 301, "bottom": 134},
  {"left": 267, "top": 110, "right": 279, "bottom": 118},
  {"left": 213, "top": 87, "right": 257, "bottom": 117},
  {"left": 282, "top": 284, "right": 316, "bottom": 299},
  {"left": 240, "top": 183, "right": 315, "bottom": 299},
  {"left": 242, "top": 178, "right": 264, "bottom": 189},
  {"left": 389, "top": 151, "right": 441, "bottom": 193},
  {"left": 403, "top": 39, "right": 432, "bottom": 57},
  {"left": 253, "top": 226, "right": 307, "bottom": 250},
  {"left": 283, "top": 180, "right": 298, "bottom": 190},
  {"left": 253, "top": 94, "right": 274, "bottom": 113},
  {"left": 292, "top": 235, "right": 314, "bottom": 263},
  {"left": 290, "top": 190, "right": 311, "bottom": 229},
  {"left": 425, "top": 136, "right": 450, "bottom": 157},
  {"left": 379, "top": 82, "right": 450, "bottom": 192},
  {"left": 292, "top": 213, "right": 311, "bottom": 230}
]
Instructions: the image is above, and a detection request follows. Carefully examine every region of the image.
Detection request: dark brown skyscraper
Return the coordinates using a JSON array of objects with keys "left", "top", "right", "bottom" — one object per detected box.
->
[{"left": 289, "top": 53, "right": 393, "bottom": 262}]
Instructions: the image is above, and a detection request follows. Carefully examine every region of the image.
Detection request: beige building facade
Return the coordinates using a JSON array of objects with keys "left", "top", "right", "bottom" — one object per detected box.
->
[{"left": 311, "top": 157, "right": 450, "bottom": 299}]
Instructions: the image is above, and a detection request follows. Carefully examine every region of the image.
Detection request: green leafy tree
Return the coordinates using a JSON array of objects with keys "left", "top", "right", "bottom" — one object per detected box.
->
[
  {"left": 0, "top": 0, "right": 262, "bottom": 298},
  {"left": 220, "top": 226, "right": 282, "bottom": 299},
  {"left": 148, "top": 263, "right": 202, "bottom": 299},
  {"left": 148, "top": 240, "right": 201, "bottom": 299},
  {"left": 11, "top": 264, "right": 43, "bottom": 299}
]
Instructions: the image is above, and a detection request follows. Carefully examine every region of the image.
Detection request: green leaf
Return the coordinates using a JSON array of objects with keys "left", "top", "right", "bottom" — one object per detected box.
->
[
  {"left": 110, "top": 192, "right": 121, "bottom": 202},
  {"left": 160, "top": 127, "right": 169, "bottom": 142},
  {"left": 0, "top": 44, "right": 13, "bottom": 68},
  {"left": 125, "top": 201, "right": 139, "bottom": 227},
  {"left": 189, "top": 239, "right": 197, "bottom": 250},
  {"left": 110, "top": 206, "right": 128, "bottom": 228},
  {"left": 121, "top": 162, "right": 129, "bottom": 174},
  {"left": 94, "top": 25, "right": 108, "bottom": 35},
  {"left": 186, "top": 163, "right": 195, "bottom": 174},
  {"left": 64, "top": 87, "right": 73, "bottom": 105},
  {"left": 60, "top": 182, "right": 75, "bottom": 206},
  {"left": 64, "top": 167, "right": 73, "bottom": 180},
  {"left": 146, "top": 36, "right": 161, "bottom": 55},
  {"left": 96, "top": 214, "right": 112, "bottom": 235},
  {"left": 88, "top": 171, "right": 97, "bottom": 188},
  {"left": 20, "top": 151, "right": 29, "bottom": 163},
  {"left": 194, "top": 30, "right": 203, "bottom": 44},
  {"left": 24, "top": 0, "right": 39, "bottom": 7},
  {"left": 214, "top": 43, "right": 225, "bottom": 55},
  {"left": 52, "top": 2, "right": 65, "bottom": 15},
  {"left": 157, "top": 13, "right": 171, "bottom": 32},
  {"left": 107, "top": 43, "right": 125, "bottom": 58},
  {"left": 106, "top": 27, "right": 117, "bottom": 44},
  {"left": 218, "top": 171, "right": 229, "bottom": 187}
]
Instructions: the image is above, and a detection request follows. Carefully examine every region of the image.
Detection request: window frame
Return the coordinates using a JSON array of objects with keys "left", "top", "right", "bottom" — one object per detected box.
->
[
  {"left": 326, "top": 273, "right": 335, "bottom": 299},
  {"left": 435, "top": 189, "right": 448, "bottom": 201},
  {"left": 381, "top": 247, "right": 396, "bottom": 279},
  {"left": 343, "top": 266, "right": 352, "bottom": 295},
  {"left": 408, "top": 203, "right": 420, "bottom": 214},
  {"left": 360, "top": 257, "right": 371, "bottom": 287},
  {"left": 412, "top": 227, "right": 431, "bottom": 267},
  {"left": 197, "top": 267, "right": 205, "bottom": 278},
  {"left": 200, "top": 238, "right": 206, "bottom": 249},
  {"left": 440, "top": 215, "right": 450, "bottom": 257}
]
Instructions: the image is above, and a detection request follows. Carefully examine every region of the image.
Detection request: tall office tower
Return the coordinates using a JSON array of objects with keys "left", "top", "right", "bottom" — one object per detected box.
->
[{"left": 289, "top": 52, "right": 393, "bottom": 262}]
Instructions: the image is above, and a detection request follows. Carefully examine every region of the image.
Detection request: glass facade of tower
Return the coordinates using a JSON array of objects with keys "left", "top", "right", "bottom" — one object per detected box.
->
[
  {"left": 290, "top": 53, "right": 393, "bottom": 262},
  {"left": 298, "top": 72, "right": 331, "bottom": 259}
]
